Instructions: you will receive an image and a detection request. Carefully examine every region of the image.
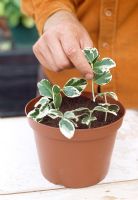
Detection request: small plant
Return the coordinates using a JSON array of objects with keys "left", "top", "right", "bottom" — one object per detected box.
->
[{"left": 27, "top": 48, "right": 120, "bottom": 139}]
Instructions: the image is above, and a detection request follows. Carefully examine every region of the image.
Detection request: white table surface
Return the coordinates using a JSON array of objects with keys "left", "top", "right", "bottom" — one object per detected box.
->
[{"left": 0, "top": 110, "right": 138, "bottom": 199}]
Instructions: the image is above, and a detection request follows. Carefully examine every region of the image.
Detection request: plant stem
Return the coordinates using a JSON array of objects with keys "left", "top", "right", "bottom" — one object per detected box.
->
[
  {"left": 92, "top": 79, "right": 95, "bottom": 102},
  {"left": 104, "top": 93, "right": 108, "bottom": 122},
  {"left": 91, "top": 63, "right": 95, "bottom": 102}
]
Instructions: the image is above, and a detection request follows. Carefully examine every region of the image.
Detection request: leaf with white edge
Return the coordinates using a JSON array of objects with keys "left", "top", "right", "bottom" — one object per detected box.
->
[
  {"left": 48, "top": 109, "right": 63, "bottom": 119},
  {"left": 52, "top": 84, "right": 61, "bottom": 94},
  {"left": 34, "top": 96, "right": 50, "bottom": 108},
  {"left": 27, "top": 108, "right": 39, "bottom": 120},
  {"left": 81, "top": 115, "right": 97, "bottom": 126},
  {"left": 93, "top": 71, "right": 112, "bottom": 85},
  {"left": 106, "top": 92, "right": 118, "bottom": 100},
  {"left": 52, "top": 85, "right": 62, "bottom": 109},
  {"left": 99, "top": 58, "right": 116, "bottom": 69},
  {"left": 93, "top": 106, "right": 117, "bottom": 116},
  {"left": 72, "top": 107, "right": 90, "bottom": 113},
  {"left": 64, "top": 111, "right": 77, "bottom": 120},
  {"left": 35, "top": 106, "right": 50, "bottom": 120},
  {"left": 63, "top": 86, "right": 81, "bottom": 97},
  {"left": 95, "top": 92, "right": 118, "bottom": 101},
  {"left": 83, "top": 47, "right": 99, "bottom": 65},
  {"left": 37, "top": 79, "right": 53, "bottom": 98},
  {"left": 59, "top": 118, "right": 75, "bottom": 139},
  {"left": 64, "top": 78, "right": 87, "bottom": 92},
  {"left": 108, "top": 104, "right": 120, "bottom": 113},
  {"left": 93, "top": 58, "right": 116, "bottom": 75}
]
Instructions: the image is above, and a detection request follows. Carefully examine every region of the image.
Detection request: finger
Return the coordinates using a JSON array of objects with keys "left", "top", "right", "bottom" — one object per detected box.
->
[
  {"left": 45, "top": 34, "right": 73, "bottom": 70},
  {"left": 61, "top": 34, "right": 93, "bottom": 79},
  {"left": 79, "top": 32, "right": 93, "bottom": 49},
  {"left": 33, "top": 38, "right": 57, "bottom": 72},
  {"left": 33, "top": 42, "right": 50, "bottom": 69}
]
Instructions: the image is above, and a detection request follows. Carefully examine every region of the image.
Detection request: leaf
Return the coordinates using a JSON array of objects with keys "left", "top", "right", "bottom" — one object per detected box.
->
[
  {"left": 37, "top": 79, "right": 53, "bottom": 98},
  {"left": 27, "top": 108, "right": 39, "bottom": 120},
  {"left": 34, "top": 96, "right": 50, "bottom": 108},
  {"left": 108, "top": 104, "right": 120, "bottom": 113},
  {"left": 35, "top": 106, "right": 50, "bottom": 120},
  {"left": 64, "top": 111, "right": 76, "bottom": 120},
  {"left": 106, "top": 92, "right": 118, "bottom": 100},
  {"left": 93, "top": 71, "right": 112, "bottom": 85},
  {"left": 48, "top": 109, "right": 63, "bottom": 119},
  {"left": 83, "top": 47, "right": 99, "bottom": 65},
  {"left": 52, "top": 85, "right": 62, "bottom": 109},
  {"left": 59, "top": 118, "right": 75, "bottom": 139},
  {"left": 93, "top": 106, "right": 117, "bottom": 116},
  {"left": 81, "top": 115, "right": 97, "bottom": 126},
  {"left": 64, "top": 78, "right": 87, "bottom": 92},
  {"left": 63, "top": 86, "right": 81, "bottom": 97},
  {"left": 72, "top": 107, "right": 90, "bottom": 114},
  {"left": 97, "top": 58, "right": 116, "bottom": 69}
]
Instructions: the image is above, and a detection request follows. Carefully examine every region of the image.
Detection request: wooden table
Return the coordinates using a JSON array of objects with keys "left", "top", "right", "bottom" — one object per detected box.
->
[{"left": 0, "top": 110, "right": 138, "bottom": 200}]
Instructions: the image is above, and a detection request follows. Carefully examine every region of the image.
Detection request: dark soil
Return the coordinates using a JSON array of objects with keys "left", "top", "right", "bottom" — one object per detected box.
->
[{"left": 41, "top": 96, "right": 122, "bottom": 129}]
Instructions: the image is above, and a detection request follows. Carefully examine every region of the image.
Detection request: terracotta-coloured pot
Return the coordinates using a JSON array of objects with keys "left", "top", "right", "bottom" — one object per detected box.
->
[{"left": 25, "top": 93, "right": 125, "bottom": 188}]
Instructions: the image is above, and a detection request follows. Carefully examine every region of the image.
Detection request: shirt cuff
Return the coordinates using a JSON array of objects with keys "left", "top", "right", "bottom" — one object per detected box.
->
[{"left": 33, "top": 0, "right": 76, "bottom": 35}]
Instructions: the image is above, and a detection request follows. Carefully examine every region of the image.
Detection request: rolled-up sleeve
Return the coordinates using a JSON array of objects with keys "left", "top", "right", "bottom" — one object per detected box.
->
[{"left": 21, "top": 0, "right": 84, "bottom": 34}]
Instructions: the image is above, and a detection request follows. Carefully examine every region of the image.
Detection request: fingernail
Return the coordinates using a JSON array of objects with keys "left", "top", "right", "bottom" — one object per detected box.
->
[{"left": 85, "top": 73, "right": 93, "bottom": 80}]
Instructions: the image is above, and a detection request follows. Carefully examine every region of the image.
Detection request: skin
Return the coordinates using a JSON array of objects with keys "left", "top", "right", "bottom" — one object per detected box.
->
[{"left": 33, "top": 10, "right": 93, "bottom": 79}]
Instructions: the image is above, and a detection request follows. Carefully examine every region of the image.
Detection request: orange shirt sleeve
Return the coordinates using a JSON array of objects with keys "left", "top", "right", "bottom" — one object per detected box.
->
[{"left": 21, "top": 0, "right": 84, "bottom": 34}]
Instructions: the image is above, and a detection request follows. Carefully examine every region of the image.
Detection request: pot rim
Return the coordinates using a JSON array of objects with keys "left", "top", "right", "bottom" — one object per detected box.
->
[{"left": 25, "top": 93, "right": 125, "bottom": 132}]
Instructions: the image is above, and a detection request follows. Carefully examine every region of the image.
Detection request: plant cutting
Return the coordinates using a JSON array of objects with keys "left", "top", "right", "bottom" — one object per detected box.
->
[{"left": 25, "top": 47, "right": 125, "bottom": 188}]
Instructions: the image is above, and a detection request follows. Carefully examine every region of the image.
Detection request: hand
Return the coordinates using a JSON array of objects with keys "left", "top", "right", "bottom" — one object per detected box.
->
[{"left": 33, "top": 10, "right": 93, "bottom": 79}]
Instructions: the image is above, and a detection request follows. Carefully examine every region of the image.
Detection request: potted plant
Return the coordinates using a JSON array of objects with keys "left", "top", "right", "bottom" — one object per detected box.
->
[
  {"left": 25, "top": 48, "right": 125, "bottom": 188},
  {"left": 0, "top": 0, "right": 38, "bottom": 48}
]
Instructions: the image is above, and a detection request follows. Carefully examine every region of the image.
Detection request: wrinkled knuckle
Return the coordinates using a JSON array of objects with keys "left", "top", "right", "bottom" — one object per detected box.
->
[{"left": 65, "top": 47, "right": 77, "bottom": 57}]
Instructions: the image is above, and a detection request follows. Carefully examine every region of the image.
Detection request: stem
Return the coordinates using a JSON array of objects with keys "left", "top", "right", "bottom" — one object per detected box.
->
[
  {"left": 104, "top": 93, "right": 108, "bottom": 122},
  {"left": 92, "top": 79, "right": 95, "bottom": 102},
  {"left": 91, "top": 63, "right": 95, "bottom": 102}
]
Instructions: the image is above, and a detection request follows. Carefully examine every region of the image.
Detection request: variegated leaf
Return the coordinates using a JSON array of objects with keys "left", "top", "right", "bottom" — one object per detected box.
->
[
  {"left": 52, "top": 85, "right": 62, "bottom": 109},
  {"left": 83, "top": 47, "right": 99, "bottom": 65},
  {"left": 93, "top": 71, "right": 112, "bottom": 85},
  {"left": 37, "top": 79, "right": 53, "bottom": 98},
  {"left": 48, "top": 109, "right": 63, "bottom": 119},
  {"left": 63, "top": 86, "right": 81, "bottom": 97},
  {"left": 59, "top": 118, "right": 75, "bottom": 139},
  {"left": 34, "top": 96, "right": 50, "bottom": 108}
]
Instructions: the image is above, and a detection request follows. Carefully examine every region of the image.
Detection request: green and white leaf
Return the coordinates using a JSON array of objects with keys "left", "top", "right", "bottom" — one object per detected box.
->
[
  {"left": 63, "top": 78, "right": 87, "bottom": 94},
  {"left": 93, "top": 106, "right": 117, "bottom": 116},
  {"left": 27, "top": 108, "right": 39, "bottom": 120},
  {"left": 64, "top": 111, "right": 77, "bottom": 120},
  {"left": 63, "top": 86, "right": 81, "bottom": 97},
  {"left": 81, "top": 115, "right": 97, "bottom": 126},
  {"left": 59, "top": 118, "right": 75, "bottom": 139},
  {"left": 72, "top": 107, "right": 90, "bottom": 113},
  {"left": 95, "top": 92, "right": 118, "bottom": 101},
  {"left": 37, "top": 79, "right": 53, "bottom": 98},
  {"left": 108, "top": 104, "right": 120, "bottom": 113},
  {"left": 34, "top": 96, "right": 50, "bottom": 108},
  {"left": 52, "top": 85, "right": 62, "bottom": 109},
  {"left": 35, "top": 106, "right": 50, "bottom": 120},
  {"left": 83, "top": 47, "right": 99, "bottom": 65},
  {"left": 47, "top": 109, "right": 63, "bottom": 119},
  {"left": 99, "top": 58, "right": 116, "bottom": 69},
  {"left": 93, "top": 71, "right": 112, "bottom": 85},
  {"left": 106, "top": 92, "right": 118, "bottom": 100}
]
